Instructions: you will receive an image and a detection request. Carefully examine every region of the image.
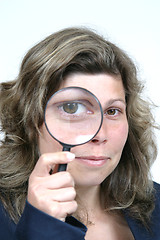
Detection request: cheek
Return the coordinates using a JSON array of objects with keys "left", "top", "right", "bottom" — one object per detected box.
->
[{"left": 109, "top": 121, "right": 128, "bottom": 149}]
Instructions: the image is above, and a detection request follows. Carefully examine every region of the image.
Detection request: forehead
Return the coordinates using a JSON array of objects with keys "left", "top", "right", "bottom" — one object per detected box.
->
[{"left": 61, "top": 73, "right": 125, "bottom": 105}]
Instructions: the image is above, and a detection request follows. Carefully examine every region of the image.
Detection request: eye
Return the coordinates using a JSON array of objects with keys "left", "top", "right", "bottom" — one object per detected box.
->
[
  {"left": 107, "top": 109, "right": 119, "bottom": 115},
  {"left": 58, "top": 101, "right": 91, "bottom": 117},
  {"left": 62, "top": 102, "right": 79, "bottom": 114},
  {"left": 105, "top": 108, "right": 121, "bottom": 117}
]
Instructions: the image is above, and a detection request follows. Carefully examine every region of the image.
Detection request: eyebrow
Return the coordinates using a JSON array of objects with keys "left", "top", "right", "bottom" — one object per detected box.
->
[{"left": 106, "top": 98, "right": 126, "bottom": 106}]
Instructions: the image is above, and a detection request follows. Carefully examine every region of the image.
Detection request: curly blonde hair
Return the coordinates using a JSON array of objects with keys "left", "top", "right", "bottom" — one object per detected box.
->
[{"left": 0, "top": 27, "right": 158, "bottom": 226}]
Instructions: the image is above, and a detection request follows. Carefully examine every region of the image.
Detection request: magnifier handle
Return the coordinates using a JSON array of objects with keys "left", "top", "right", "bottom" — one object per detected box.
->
[
  {"left": 58, "top": 163, "right": 67, "bottom": 172},
  {"left": 58, "top": 146, "right": 71, "bottom": 172}
]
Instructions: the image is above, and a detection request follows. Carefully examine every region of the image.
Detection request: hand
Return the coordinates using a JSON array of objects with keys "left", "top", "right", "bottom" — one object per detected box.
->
[{"left": 27, "top": 152, "right": 77, "bottom": 222}]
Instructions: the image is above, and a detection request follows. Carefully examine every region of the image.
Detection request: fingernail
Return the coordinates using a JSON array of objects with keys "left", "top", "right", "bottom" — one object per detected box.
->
[{"left": 65, "top": 152, "right": 75, "bottom": 160}]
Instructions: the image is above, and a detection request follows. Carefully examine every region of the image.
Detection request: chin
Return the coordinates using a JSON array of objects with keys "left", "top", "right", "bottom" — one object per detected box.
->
[{"left": 72, "top": 173, "right": 107, "bottom": 188}]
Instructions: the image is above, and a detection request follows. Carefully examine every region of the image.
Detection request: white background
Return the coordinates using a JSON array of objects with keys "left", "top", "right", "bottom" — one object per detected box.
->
[{"left": 0, "top": 0, "right": 160, "bottom": 183}]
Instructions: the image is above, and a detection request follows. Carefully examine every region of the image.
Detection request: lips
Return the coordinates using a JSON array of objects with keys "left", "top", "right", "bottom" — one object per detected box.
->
[{"left": 75, "top": 156, "right": 109, "bottom": 167}]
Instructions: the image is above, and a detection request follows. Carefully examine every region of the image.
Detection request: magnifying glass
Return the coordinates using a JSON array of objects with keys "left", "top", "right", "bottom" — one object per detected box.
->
[{"left": 44, "top": 87, "right": 103, "bottom": 172}]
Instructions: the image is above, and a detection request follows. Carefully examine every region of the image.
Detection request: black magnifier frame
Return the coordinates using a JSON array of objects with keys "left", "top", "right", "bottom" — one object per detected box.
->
[{"left": 44, "top": 86, "right": 103, "bottom": 172}]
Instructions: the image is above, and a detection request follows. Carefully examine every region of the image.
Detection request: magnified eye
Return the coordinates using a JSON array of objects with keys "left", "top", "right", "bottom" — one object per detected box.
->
[
  {"left": 63, "top": 102, "right": 79, "bottom": 114},
  {"left": 58, "top": 101, "right": 90, "bottom": 117}
]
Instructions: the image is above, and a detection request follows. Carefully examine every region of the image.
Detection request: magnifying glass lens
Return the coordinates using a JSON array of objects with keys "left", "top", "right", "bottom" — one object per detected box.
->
[{"left": 45, "top": 87, "right": 103, "bottom": 147}]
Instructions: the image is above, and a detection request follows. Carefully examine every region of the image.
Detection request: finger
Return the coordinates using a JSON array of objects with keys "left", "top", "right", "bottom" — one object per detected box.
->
[
  {"left": 35, "top": 171, "right": 75, "bottom": 189},
  {"left": 32, "top": 152, "right": 75, "bottom": 177},
  {"left": 37, "top": 187, "right": 76, "bottom": 202},
  {"left": 59, "top": 201, "right": 78, "bottom": 216},
  {"left": 51, "top": 200, "right": 78, "bottom": 220},
  {"left": 50, "top": 187, "right": 76, "bottom": 202},
  {"left": 52, "top": 164, "right": 59, "bottom": 174}
]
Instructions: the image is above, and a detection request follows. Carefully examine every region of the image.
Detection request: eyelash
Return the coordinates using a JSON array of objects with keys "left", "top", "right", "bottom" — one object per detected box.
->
[
  {"left": 56, "top": 101, "right": 93, "bottom": 120},
  {"left": 104, "top": 108, "right": 122, "bottom": 117}
]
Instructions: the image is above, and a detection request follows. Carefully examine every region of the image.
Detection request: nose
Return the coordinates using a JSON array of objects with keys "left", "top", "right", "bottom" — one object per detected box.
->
[{"left": 91, "top": 121, "right": 107, "bottom": 145}]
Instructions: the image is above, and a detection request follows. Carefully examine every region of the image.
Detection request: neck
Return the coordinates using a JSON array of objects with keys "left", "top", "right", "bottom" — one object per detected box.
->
[{"left": 74, "top": 185, "right": 102, "bottom": 225}]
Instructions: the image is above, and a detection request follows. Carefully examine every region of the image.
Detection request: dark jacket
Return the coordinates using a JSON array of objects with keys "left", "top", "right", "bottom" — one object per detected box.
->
[{"left": 0, "top": 182, "right": 160, "bottom": 240}]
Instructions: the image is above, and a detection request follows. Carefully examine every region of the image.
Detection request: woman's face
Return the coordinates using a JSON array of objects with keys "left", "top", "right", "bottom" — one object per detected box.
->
[{"left": 39, "top": 73, "right": 128, "bottom": 187}]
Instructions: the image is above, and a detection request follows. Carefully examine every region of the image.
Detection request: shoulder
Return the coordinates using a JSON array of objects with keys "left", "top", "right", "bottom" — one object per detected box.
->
[
  {"left": 0, "top": 200, "right": 87, "bottom": 240},
  {"left": 153, "top": 181, "right": 160, "bottom": 213},
  {"left": 0, "top": 200, "right": 15, "bottom": 239},
  {"left": 153, "top": 181, "right": 160, "bottom": 196},
  {"left": 125, "top": 181, "right": 160, "bottom": 240},
  {"left": 152, "top": 181, "right": 160, "bottom": 218},
  {"left": 147, "top": 181, "right": 160, "bottom": 239}
]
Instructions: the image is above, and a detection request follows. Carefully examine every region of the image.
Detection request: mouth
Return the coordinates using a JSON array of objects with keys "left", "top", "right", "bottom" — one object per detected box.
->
[{"left": 75, "top": 156, "right": 110, "bottom": 167}]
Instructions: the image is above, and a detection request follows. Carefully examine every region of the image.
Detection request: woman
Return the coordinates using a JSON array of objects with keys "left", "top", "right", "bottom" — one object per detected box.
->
[{"left": 0, "top": 27, "right": 159, "bottom": 240}]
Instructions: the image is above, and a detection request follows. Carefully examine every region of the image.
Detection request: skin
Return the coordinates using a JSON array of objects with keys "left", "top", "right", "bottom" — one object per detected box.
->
[{"left": 28, "top": 73, "right": 130, "bottom": 238}]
